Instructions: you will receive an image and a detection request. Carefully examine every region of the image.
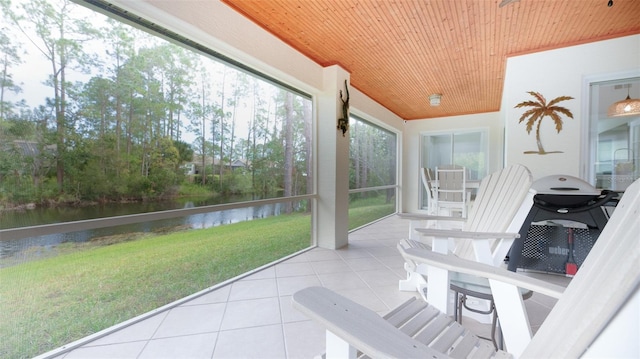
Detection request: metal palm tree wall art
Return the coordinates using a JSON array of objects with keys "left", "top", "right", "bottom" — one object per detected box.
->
[{"left": 515, "top": 91, "right": 574, "bottom": 155}]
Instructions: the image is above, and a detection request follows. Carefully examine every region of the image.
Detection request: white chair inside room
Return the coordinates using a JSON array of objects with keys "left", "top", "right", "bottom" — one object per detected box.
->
[
  {"left": 421, "top": 167, "right": 437, "bottom": 215},
  {"left": 434, "top": 165, "right": 471, "bottom": 218}
]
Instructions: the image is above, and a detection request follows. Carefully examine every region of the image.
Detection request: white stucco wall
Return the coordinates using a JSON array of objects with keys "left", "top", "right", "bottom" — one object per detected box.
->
[{"left": 502, "top": 34, "right": 640, "bottom": 181}]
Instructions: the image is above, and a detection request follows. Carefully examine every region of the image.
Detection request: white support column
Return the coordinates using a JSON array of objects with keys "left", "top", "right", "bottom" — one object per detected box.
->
[{"left": 316, "top": 65, "right": 351, "bottom": 249}]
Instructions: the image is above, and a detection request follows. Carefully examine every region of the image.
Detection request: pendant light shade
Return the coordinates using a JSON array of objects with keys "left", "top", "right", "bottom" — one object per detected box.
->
[{"left": 608, "top": 93, "right": 640, "bottom": 117}]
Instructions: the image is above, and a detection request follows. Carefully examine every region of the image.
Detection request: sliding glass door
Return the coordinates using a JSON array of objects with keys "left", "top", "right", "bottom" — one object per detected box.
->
[
  {"left": 420, "top": 130, "right": 488, "bottom": 209},
  {"left": 587, "top": 77, "right": 640, "bottom": 191}
]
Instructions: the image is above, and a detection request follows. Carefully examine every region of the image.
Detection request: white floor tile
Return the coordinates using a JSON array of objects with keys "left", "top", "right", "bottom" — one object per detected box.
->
[
  {"left": 343, "top": 256, "right": 384, "bottom": 271},
  {"left": 88, "top": 313, "right": 167, "bottom": 346},
  {"left": 283, "top": 320, "right": 326, "bottom": 359},
  {"left": 213, "top": 325, "right": 286, "bottom": 359},
  {"left": 220, "top": 297, "right": 281, "bottom": 331},
  {"left": 303, "top": 249, "right": 342, "bottom": 262},
  {"left": 309, "top": 259, "right": 351, "bottom": 274},
  {"left": 153, "top": 303, "right": 226, "bottom": 338},
  {"left": 138, "top": 332, "right": 217, "bottom": 359},
  {"left": 187, "top": 285, "right": 231, "bottom": 305},
  {"left": 228, "top": 278, "right": 278, "bottom": 301},
  {"left": 275, "top": 261, "right": 315, "bottom": 277},
  {"left": 317, "top": 271, "right": 367, "bottom": 290},
  {"left": 276, "top": 275, "right": 322, "bottom": 296},
  {"left": 62, "top": 341, "right": 146, "bottom": 359},
  {"left": 241, "top": 266, "right": 277, "bottom": 280},
  {"left": 356, "top": 268, "right": 403, "bottom": 287}
]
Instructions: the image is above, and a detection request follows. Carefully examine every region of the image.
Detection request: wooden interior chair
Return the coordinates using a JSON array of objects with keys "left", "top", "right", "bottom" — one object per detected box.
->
[
  {"left": 397, "top": 164, "right": 535, "bottom": 304},
  {"left": 293, "top": 177, "right": 640, "bottom": 359},
  {"left": 434, "top": 165, "right": 470, "bottom": 217}
]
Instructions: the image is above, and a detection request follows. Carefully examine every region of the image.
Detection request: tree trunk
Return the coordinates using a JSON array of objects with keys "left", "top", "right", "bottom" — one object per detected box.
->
[
  {"left": 535, "top": 118, "right": 546, "bottom": 154},
  {"left": 283, "top": 93, "right": 294, "bottom": 213}
]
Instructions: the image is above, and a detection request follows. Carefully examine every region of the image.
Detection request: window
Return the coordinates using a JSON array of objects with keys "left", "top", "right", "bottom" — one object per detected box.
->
[
  {"left": 420, "top": 130, "right": 488, "bottom": 209},
  {"left": 0, "top": 1, "right": 314, "bottom": 357},
  {"left": 587, "top": 77, "right": 640, "bottom": 191},
  {"left": 348, "top": 116, "right": 398, "bottom": 228}
]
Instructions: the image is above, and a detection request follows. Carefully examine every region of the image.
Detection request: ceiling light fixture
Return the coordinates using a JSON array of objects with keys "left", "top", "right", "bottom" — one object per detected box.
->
[
  {"left": 429, "top": 94, "right": 442, "bottom": 107},
  {"left": 608, "top": 85, "right": 640, "bottom": 117}
]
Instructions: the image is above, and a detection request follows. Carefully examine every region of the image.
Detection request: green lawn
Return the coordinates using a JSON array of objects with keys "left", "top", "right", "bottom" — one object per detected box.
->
[
  {"left": 0, "top": 198, "right": 395, "bottom": 359},
  {"left": 0, "top": 213, "right": 311, "bottom": 359},
  {"left": 348, "top": 195, "right": 396, "bottom": 229}
]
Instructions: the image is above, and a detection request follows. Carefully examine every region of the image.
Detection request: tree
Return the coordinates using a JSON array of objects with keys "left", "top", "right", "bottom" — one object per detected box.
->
[
  {"left": 188, "top": 65, "right": 215, "bottom": 185},
  {"left": 302, "top": 99, "right": 312, "bottom": 199},
  {"left": 226, "top": 71, "right": 249, "bottom": 171},
  {"left": 158, "top": 44, "right": 194, "bottom": 141},
  {"left": 101, "top": 19, "right": 136, "bottom": 170},
  {"left": 4, "top": 0, "right": 99, "bottom": 192},
  {"left": 283, "top": 92, "right": 294, "bottom": 212},
  {"left": 0, "top": 29, "right": 23, "bottom": 122},
  {"left": 515, "top": 91, "right": 574, "bottom": 155},
  {"left": 147, "top": 137, "right": 180, "bottom": 195}
]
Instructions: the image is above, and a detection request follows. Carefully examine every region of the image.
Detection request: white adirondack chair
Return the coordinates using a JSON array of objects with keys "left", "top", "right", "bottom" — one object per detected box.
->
[
  {"left": 293, "top": 177, "right": 640, "bottom": 359},
  {"left": 397, "top": 164, "right": 535, "bottom": 310}
]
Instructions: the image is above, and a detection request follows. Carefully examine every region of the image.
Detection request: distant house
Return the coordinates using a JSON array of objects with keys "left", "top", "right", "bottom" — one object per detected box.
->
[
  {"left": 184, "top": 156, "right": 249, "bottom": 177},
  {"left": 12, "top": 140, "right": 40, "bottom": 157},
  {"left": 230, "top": 159, "right": 249, "bottom": 171},
  {"left": 3, "top": 140, "right": 56, "bottom": 183},
  {"left": 11, "top": 140, "right": 56, "bottom": 157},
  {"left": 182, "top": 163, "right": 196, "bottom": 176}
]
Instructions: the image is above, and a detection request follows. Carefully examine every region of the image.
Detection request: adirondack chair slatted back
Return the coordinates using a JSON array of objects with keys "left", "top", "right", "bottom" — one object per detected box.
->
[
  {"left": 435, "top": 166, "right": 466, "bottom": 202},
  {"left": 453, "top": 164, "right": 532, "bottom": 260},
  {"left": 464, "top": 164, "right": 531, "bottom": 233},
  {"left": 521, "top": 178, "right": 640, "bottom": 358},
  {"left": 434, "top": 165, "right": 468, "bottom": 217}
]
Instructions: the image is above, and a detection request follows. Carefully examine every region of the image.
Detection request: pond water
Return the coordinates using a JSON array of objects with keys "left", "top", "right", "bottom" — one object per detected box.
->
[{"left": 0, "top": 196, "right": 290, "bottom": 266}]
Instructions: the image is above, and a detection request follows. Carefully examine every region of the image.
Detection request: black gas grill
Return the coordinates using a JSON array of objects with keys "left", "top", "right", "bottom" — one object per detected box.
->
[{"left": 507, "top": 175, "right": 618, "bottom": 274}]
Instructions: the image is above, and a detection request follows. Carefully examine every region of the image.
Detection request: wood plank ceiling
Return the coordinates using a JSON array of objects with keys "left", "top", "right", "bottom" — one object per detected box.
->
[{"left": 222, "top": 0, "right": 640, "bottom": 120}]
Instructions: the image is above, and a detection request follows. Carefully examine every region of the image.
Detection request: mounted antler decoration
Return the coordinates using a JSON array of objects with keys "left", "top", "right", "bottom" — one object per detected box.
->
[
  {"left": 515, "top": 91, "right": 574, "bottom": 155},
  {"left": 337, "top": 80, "right": 350, "bottom": 137}
]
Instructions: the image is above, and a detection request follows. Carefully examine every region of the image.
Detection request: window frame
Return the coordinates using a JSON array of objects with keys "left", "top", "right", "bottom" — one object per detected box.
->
[{"left": 581, "top": 70, "right": 640, "bottom": 190}]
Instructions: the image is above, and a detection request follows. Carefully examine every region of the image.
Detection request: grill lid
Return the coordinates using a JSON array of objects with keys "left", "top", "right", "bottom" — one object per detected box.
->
[
  {"left": 532, "top": 175, "right": 599, "bottom": 195},
  {"left": 532, "top": 174, "right": 617, "bottom": 211}
]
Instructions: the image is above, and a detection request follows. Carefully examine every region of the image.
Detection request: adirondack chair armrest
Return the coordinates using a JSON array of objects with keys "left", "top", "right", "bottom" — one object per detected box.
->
[
  {"left": 400, "top": 247, "right": 564, "bottom": 299},
  {"left": 397, "top": 213, "right": 467, "bottom": 222},
  {"left": 291, "top": 286, "right": 449, "bottom": 359},
  {"left": 414, "top": 227, "right": 520, "bottom": 240}
]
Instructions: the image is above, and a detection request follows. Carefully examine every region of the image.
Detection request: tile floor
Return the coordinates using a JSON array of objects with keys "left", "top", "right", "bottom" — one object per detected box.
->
[{"left": 43, "top": 215, "right": 568, "bottom": 359}]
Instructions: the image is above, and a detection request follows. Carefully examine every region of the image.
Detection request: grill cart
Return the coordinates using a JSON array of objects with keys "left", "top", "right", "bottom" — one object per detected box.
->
[{"left": 507, "top": 175, "right": 618, "bottom": 275}]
